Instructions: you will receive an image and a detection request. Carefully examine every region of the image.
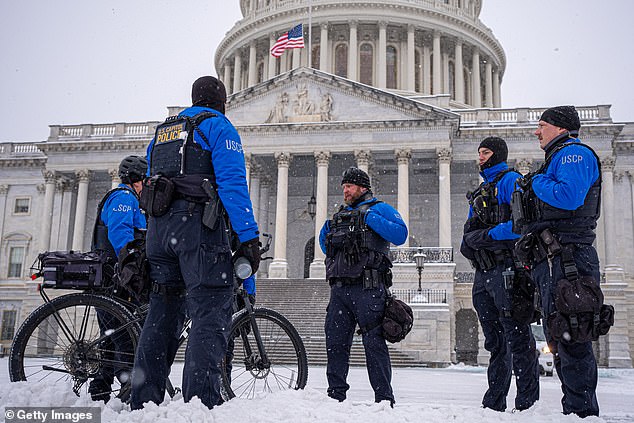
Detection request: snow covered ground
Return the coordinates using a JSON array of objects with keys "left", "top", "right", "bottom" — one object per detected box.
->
[{"left": 1, "top": 358, "right": 633, "bottom": 422}]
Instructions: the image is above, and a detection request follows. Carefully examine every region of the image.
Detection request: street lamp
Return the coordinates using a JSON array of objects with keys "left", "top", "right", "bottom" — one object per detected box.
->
[
  {"left": 413, "top": 248, "right": 426, "bottom": 293},
  {"left": 307, "top": 194, "right": 316, "bottom": 219}
]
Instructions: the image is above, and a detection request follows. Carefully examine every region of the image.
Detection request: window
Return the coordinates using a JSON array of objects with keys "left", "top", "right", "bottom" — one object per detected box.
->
[
  {"left": 360, "top": 43, "right": 374, "bottom": 85},
  {"left": 386, "top": 45, "right": 398, "bottom": 89},
  {"left": 334, "top": 43, "right": 348, "bottom": 77},
  {"left": 312, "top": 45, "right": 320, "bottom": 69},
  {"left": 415, "top": 49, "right": 422, "bottom": 92},
  {"left": 1, "top": 310, "right": 16, "bottom": 341},
  {"left": 8, "top": 247, "right": 24, "bottom": 278},
  {"left": 13, "top": 197, "right": 30, "bottom": 215}
]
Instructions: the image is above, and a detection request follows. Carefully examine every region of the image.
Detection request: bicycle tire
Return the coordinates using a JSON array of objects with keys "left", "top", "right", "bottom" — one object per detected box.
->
[
  {"left": 221, "top": 307, "right": 308, "bottom": 399},
  {"left": 9, "top": 293, "right": 141, "bottom": 402}
]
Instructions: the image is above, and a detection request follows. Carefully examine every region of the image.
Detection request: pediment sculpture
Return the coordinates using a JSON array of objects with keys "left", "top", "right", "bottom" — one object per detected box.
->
[{"left": 266, "top": 85, "right": 334, "bottom": 123}]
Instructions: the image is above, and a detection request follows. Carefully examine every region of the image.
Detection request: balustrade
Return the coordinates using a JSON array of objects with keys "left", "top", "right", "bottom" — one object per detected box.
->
[
  {"left": 391, "top": 288, "right": 447, "bottom": 304},
  {"left": 390, "top": 247, "right": 453, "bottom": 263}
]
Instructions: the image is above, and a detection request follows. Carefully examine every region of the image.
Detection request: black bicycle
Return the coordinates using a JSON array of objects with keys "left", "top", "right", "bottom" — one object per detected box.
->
[{"left": 9, "top": 234, "right": 308, "bottom": 402}]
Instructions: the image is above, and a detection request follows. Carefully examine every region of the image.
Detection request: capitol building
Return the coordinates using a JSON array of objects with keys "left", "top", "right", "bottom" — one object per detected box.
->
[{"left": 1, "top": 0, "right": 633, "bottom": 367}]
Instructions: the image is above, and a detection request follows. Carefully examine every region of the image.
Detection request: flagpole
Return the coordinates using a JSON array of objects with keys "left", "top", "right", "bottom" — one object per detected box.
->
[{"left": 308, "top": 0, "right": 312, "bottom": 69}]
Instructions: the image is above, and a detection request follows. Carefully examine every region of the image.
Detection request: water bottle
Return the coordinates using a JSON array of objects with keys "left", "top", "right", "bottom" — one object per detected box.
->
[{"left": 234, "top": 256, "right": 252, "bottom": 280}]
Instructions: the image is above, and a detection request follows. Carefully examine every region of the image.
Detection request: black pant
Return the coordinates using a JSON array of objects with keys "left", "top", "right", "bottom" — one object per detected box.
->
[
  {"left": 130, "top": 200, "right": 234, "bottom": 410},
  {"left": 472, "top": 262, "right": 540, "bottom": 411},
  {"left": 532, "top": 243, "right": 600, "bottom": 417}
]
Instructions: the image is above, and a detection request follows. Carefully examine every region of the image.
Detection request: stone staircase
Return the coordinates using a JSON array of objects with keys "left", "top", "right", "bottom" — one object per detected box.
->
[{"left": 175, "top": 278, "right": 423, "bottom": 367}]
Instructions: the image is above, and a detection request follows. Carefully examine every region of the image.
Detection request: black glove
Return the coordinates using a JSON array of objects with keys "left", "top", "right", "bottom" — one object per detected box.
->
[
  {"left": 236, "top": 237, "right": 261, "bottom": 275},
  {"left": 516, "top": 175, "right": 532, "bottom": 191},
  {"left": 463, "top": 229, "right": 496, "bottom": 250}
]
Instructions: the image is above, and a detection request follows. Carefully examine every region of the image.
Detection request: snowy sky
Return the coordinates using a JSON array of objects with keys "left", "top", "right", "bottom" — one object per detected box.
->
[
  {"left": 1, "top": 0, "right": 633, "bottom": 143},
  {"left": 2, "top": 360, "right": 634, "bottom": 422}
]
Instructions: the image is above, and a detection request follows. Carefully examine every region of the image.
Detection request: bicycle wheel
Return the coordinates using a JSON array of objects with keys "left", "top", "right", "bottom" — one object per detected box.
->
[
  {"left": 221, "top": 307, "right": 308, "bottom": 399},
  {"left": 9, "top": 293, "right": 140, "bottom": 402}
]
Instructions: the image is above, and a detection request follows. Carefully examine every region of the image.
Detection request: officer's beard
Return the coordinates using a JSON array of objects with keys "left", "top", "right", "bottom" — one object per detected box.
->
[{"left": 346, "top": 190, "right": 373, "bottom": 207}]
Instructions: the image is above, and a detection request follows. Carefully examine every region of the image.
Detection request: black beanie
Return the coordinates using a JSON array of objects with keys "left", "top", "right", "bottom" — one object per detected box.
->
[
  {"left": 478, "top": 136, "right": 508, "bottom": 170},
  {"left": 539, "top": 106, "right": 580, "bottom": 132},
  {"left": 192, "top": 76, "right": 227, "bottom": 113},
  {"left": 341, "top": 167, "right": 371, "bottom": 189}
]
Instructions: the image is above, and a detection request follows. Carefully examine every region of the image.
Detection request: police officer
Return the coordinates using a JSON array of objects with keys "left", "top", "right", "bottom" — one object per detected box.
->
[
  {"left": 514, "top": 106, "right": 602, "bottom": 417},
  {"left": 460, "top": 137, "right": 540, "bottom": 412},
  {"left": 130, "top": 76, "right": 260, "bottom": 410},
  {"left": 319, "top": 167, "right": 407, "bottom": 406},
  {"left": 89, "top": 155, "right": 147, "bottom": 402}
]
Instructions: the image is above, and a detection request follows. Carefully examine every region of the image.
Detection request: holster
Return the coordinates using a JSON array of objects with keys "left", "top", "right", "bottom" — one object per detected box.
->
[
  {"left": 473, "top": 249, "right": 495, "bottom": 271},
  {"left": 201, "top": 178, "right": 222, "bottom": 230},
  {"left": 139, "top": 175, "right": 174, "bottom": 217}
]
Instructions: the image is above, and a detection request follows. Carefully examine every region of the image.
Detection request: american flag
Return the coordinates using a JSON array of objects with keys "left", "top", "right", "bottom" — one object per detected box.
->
[{"left": 270, "top": 24, "right": 305, "bottom": 58}]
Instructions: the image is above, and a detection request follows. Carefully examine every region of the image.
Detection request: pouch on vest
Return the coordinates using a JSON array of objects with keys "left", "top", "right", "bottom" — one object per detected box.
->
[{"left": 139, "top": 175, "right": 174, "bottom": 217}]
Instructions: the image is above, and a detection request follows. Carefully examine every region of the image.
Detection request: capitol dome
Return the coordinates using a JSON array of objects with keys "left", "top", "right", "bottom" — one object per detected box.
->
[{"left": 215, "top": 0, "right": 505, "bottom": 108}]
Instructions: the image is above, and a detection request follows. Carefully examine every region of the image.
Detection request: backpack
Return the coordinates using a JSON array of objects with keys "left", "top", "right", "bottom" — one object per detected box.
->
[
  {"left": 510, "top": 269, "right": 541, "bottom": 325},
  {"left": 547, "top": 275, "right": 614, "bottom": 343},
  {"left": 114, "top": 237, "right": 150, "bottom": 303},
  {"left": 356, "top": 292, "right": 414, "bottom": 343},
  {"left": 381, "top": 294, "right": 414, "bottom": 343}
]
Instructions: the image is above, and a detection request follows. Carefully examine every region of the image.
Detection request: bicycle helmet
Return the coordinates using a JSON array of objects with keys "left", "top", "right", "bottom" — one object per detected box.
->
[{"left": 118, "top": 155, "right": 147, "bottom": 184}]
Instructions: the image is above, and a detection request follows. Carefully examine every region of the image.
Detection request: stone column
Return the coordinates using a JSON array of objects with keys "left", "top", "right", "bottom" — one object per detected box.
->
[
  {"left": 454, "top": 39, "right": 465, "bottom": 103},
  {"left": 223, "top": 63, "right": 232, "bottom": 95},
  {"left": 320, "top": 24, "right": 329, "bottom": 72},
  {"left": 515, "top": 158, "right": 532, "bottom": 175},
  {"left": 471, "top": 48, "right": 481, "bottom": 107},
  {"left": 233, "top": 50, "right": 242, "bottom": 94},
  {"left": 602, "top": 156, "right": 617, "bottom": 265},
  {"left": 71, "top": 169, "right": 90, "bottom": 251},
  {"left": 40, "top": 170, "right": 56, "bottom": 251},
  {"left": 259, "top": 178, "right": 270, "bottom": 236},
  {"left": 437, "top": 148, "right": 452, "bottom": 247},
  {"left": 310, "top": 151, "right": 331, "bottom": 278},
  {"left": 348, "top": 21, "right": 358, "bottom": 81},
  {"left": 406, "top": 25, "right": 415, "bottom": 91},
  {"left": 423, "top": 45, "right": 431, "bottom": 95},
  {"left": 244, "top": 153, "right": 252, "bottom": 189},
  {"left": 0, "top": 185, "right": 8, "bottom": 247},
  {"left": 56, "top": 177, "right": 74, "bottom": 250},
  {"left": 268, "top": 152, "right": 291, "bottom": 278},
  {"left": 268, "top": 35, "right": 277, "bottom": 78},
  {"left": 354, "top": 150, "right": 372, "bottom": 175},
  {"left": 626, "top": 170, "right": 634, "bottom": 248},
  {"left": 378, "top": 21, "right": 387, "bottom": 89},
  {"left": 292, "top": 48, "right": 301, "bottom": 69},
  {"left": 258, "top": 178, "right": 271, "bottom": 278},
  {"left": 602, "top": 267, "right": 633, "bottom": 367},
  {"left": 108, "top": 168, "right": 120, "bottom": 189},
  {"left": 248, "top": 41, "right": 257, "bottom": 87},
  {"left": 395, "top": 149, "right": 411, "bottom": 246},
  {"left": 485, "top": 61, "right": 493, "bottom": 107},
  {"left": 492, "top": 68, "right": 501, "bottom": 108},
  {"left": 432, "top": 31, "right": 441, "bottom": 95},
  {"left": 249, "top": 169, "right": 261, "bottom": 222}
]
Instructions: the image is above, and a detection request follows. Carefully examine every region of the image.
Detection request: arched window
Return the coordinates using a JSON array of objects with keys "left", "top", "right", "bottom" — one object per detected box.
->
[
  {"left": 464, "top": 68, "right": 471, "bottom": 104},
  {"left": 360, "top": 43, "right": 373, "bottom": 85},
  {"left": 312, "top": 45, "right": 320, "bottom": 69},
  {"left": 386, "top": 45, "right": 398, "bottom": 89},
  {"left": 257, "top": 62, "right": 264, "bottom": 83},
  {"left": 334, "top": 43, "right": 348, "bottom": 77}
]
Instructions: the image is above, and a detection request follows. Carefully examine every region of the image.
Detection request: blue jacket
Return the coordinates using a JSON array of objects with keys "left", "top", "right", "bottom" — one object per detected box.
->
[
  {"left": 146, "top": 106, "right": 258, "bottom": 243},
  {"left": 532, "top": 138, "right": 600, "bottom": 210},
  {"left": 318, "top": 196, "right": 408, "bottom": 254},
  {"left": 101, "top": 184, "right": 146, "bottom": 256}
]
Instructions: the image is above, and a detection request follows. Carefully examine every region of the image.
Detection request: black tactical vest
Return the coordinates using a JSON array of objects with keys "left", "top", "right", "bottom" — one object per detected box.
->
[
  {"left": 325, "top": 199, "right": 391, "bottom": 280},
  {"left": 468, "top": 168, "right": 517, "bottom": 227},
  {"left": 91, "top": 187, "right": 140, "bottom": 261},
  {"left": 526, "top": 142, "right": 601, "bottom": 226},
  {"left": 149, "top": 112, "right": 216, "bottom": 199}
]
